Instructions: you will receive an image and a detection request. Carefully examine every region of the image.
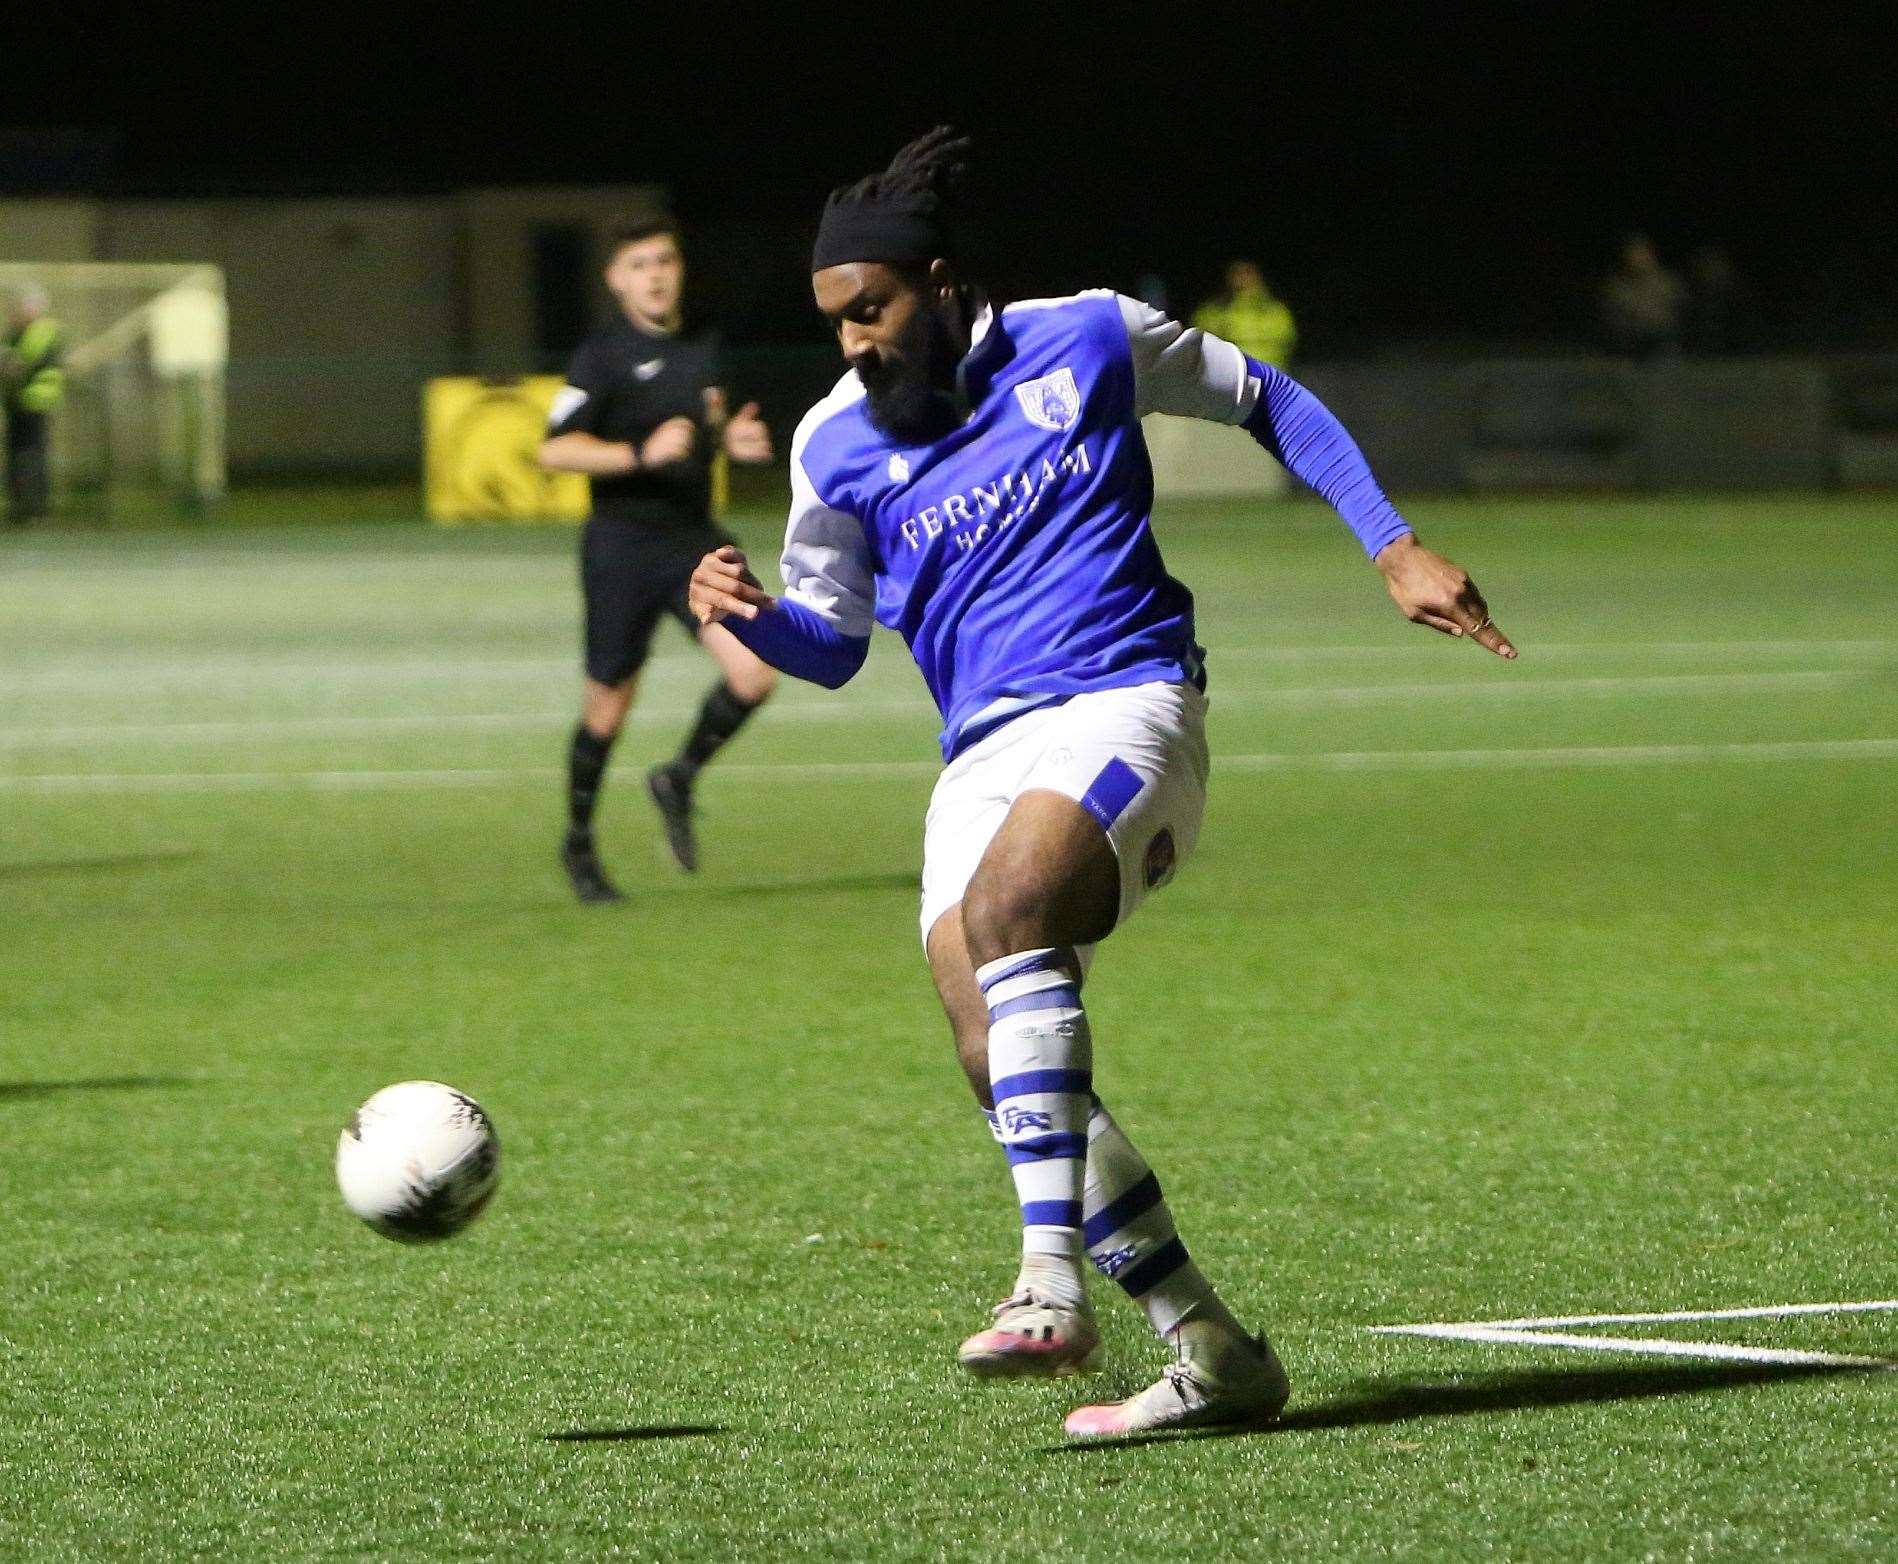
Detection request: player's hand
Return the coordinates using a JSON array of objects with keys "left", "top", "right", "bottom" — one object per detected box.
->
[
  {"left": 723, "top": 402, "right": 773, "bottom": 464},
  {"left": 1374, "top": 534, "right": 1517, "bottom": 659},
  {"left": 640, "top": 417, "right": 697, "bottom": 468},
  {"left": 689, "top": 544, "right": 775, "bottom": 625}
]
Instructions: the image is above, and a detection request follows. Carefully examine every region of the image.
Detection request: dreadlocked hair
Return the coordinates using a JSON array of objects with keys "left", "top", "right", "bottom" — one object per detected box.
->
[{"left": 829, "top": 126, "right": 973, "bottom": 209}]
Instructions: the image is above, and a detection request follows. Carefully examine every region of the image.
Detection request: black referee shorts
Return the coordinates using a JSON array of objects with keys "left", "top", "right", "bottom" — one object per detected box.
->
[{"left": 579, "top": 518, "right": 732, "bottom": 686}]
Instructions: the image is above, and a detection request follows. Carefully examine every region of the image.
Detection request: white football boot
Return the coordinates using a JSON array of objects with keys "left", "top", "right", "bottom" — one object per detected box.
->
[
  {"left": 1062, "top": 1325, "right": 1289, "bottom": 1437},
  {"left": 958, "top": 1288, "right": 1102, "bottom": 1378}
]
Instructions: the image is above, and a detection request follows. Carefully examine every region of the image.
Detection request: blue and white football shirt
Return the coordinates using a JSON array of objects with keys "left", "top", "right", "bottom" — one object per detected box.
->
[{"left": 770, "top": 292, "right": 1408, "bottom": 759}]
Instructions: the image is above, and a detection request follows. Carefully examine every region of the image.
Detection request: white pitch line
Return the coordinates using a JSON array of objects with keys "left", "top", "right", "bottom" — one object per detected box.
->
[
  {"left": 0, "top": 759, "right": 939, "bottom": 793},
  {"left": 0, "top": 766, "right": 567, "bottom": 793},
  {"left": 0, "top": 711, "right": 567, "bottom": 746},
  {"left": 3, "top": 638, "right": 1893, "bottom": 696},
  {"left": 0, "top": 699, "right": 926, "bottom": 746},
  {"left": 1211, "top": 639, "right": 1897, "bottom": 660},
  {"left": 1370, "top": 1322, "right": 1896, "bottom": 1371},
  {"left": 6, "top": 737, "right": 1898, "bottom": 793},
  {"left": 1218, "top": 737, "right": 1898, "bottom": 772},
  {"left": 0, "top": 654, "right": 581, "bottom": 689},
  {"left": 1218, "top": 670, "right": 1859, "bottom": 707},
  {"left": 0, "top": 670, "right": 1864, "bottom": 749},
  {"left": 1479, "top": 1298, "right": 1898, "bottom": 1329}
]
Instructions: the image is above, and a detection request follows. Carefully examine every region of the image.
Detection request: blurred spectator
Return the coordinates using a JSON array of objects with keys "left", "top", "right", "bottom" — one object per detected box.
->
[
  {"left": 1193, "top": 260, "right": 1298, "bottom": 368},
  {"left": 1600, "top": 235, "right": 1684, "bottom": 359},
  {"left": 3, "top": 283, "right": 65, "bottom": 523},
  {"left": 1685, "top": 244, "right": 1741, "bottom": 354}
]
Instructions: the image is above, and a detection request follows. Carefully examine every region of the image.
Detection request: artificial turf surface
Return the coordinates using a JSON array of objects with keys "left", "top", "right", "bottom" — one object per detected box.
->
[{"left": 2, "top": 491, "right": 1895, "bottom": 1559}]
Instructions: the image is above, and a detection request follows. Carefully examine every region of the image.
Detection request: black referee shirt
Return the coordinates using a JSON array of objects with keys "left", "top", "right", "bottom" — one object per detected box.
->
[{"left": 547, "top": 317, "right": 722, "bottom": 529}]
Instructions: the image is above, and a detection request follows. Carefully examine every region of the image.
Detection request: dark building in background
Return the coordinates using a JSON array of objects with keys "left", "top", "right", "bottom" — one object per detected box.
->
[{"left": 3, "top": 8, "right": 1894, "bottom": 357}]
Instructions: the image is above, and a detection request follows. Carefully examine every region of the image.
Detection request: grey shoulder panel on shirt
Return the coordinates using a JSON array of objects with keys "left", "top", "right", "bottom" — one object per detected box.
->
[
  {"left": 1000, "top": 288, "right": 1119, "bottom": 316},
  {"left": 1113, "top": 293, "right": 1260, "bottom": 425}
]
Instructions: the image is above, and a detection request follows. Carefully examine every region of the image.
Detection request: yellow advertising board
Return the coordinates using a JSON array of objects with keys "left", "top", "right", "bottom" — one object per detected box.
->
[{"left": 424, "top": 376, "right": 589, "bottom": 523}]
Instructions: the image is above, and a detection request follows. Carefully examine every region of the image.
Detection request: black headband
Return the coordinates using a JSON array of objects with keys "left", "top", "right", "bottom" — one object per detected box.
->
[{"left": 811, "top": 193, "right": 952, "bottom": 273}]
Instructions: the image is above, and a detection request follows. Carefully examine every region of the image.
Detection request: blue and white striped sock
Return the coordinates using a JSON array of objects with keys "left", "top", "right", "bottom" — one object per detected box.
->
[
  {"left": 977, "top": 946, "right": 1093, "bottom": 1305},
  {"left": 1083, "top": 1100, "right": 1239, "bottom": 1338}
]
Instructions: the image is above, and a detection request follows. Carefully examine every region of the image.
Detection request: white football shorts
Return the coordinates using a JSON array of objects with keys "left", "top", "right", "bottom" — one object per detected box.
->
[{"left": 919, "top": 679, "right": 1210, "bottom": 948}]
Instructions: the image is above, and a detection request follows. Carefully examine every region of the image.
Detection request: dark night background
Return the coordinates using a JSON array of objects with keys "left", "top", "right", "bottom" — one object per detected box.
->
[{"left": 9, "top": 3, "right": 1896, "bottom": 354}]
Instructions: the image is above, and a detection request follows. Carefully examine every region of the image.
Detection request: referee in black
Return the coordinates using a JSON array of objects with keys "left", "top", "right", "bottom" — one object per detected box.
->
[{"left": 540, "top": 217, "right": 777, "bottom": 902}]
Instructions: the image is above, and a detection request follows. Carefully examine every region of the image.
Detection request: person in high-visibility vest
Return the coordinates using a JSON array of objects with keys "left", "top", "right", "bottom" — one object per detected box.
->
[
  {"left": 3, "top": 284, "right": 65, "bottom": 523},
  {"left": 1191, "top": 260, "right": 1297, "bottom": 369}
]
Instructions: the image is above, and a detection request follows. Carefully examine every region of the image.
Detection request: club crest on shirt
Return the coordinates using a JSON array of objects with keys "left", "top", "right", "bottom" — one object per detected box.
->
[{"left": 1013, "top": 368, "right": 1081, "bottom": 432}]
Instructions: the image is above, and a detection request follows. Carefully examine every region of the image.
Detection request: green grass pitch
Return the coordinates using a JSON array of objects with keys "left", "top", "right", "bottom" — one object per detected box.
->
[{"left": 2, "top": 490, "right": 1895, "bottom": 1559}]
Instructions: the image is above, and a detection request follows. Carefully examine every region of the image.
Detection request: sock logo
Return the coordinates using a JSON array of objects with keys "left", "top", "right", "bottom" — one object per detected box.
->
[
  {"left": 1020, "top": 1020, "right": 1079, "bottom": 1041},
  {"left": 1091, "top": 1244, "right": 1138, "bottom": 1278},
  {"left": 998, "top": 1104, "right": 1055, "bottom": 1135}
]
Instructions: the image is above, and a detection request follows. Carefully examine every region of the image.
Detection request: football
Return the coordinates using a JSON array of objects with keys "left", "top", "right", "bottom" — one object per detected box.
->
[{"left": 335, "top": 1081, "right": 501, "bottom": 1242}]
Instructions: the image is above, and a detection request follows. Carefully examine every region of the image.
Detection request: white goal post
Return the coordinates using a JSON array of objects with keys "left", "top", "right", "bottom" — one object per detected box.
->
[{"left": 1, "top": 262, "right": 229, "bottom": 514}]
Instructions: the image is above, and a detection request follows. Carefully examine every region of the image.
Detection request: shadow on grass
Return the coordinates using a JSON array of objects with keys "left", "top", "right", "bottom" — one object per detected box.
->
[
  {"left": 545, "top": 1424, "right": 724, "bottom": 1444},
  {"left": 1041, "top": 1361, "right": 1886, "bottom": 1454},
  {"left": 0, "top": 1074, "right": 196, "bottom": 1102},
  {"left": 0, "top": 850, "right": 200, "bottom": 880}
]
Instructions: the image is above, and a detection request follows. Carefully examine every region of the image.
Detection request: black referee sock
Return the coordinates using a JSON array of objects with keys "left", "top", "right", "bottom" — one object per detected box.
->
[
  {"left": 567, "top": 724, "right": 616, "bottom": 838},
  {"left": 675, "top": 683, "right": 762, "bottom": 778}
]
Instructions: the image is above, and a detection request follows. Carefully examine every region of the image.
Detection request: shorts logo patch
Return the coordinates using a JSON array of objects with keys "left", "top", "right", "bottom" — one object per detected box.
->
[
  {"left": 1013, "top": 368, "right": 1081, "bottom": 431},
  {"left": 1078, "top": 758, "right": 1144, "bottom": 834},
  {"left": 1143, "top": 826, "right": 1177, "bottom": 890}
]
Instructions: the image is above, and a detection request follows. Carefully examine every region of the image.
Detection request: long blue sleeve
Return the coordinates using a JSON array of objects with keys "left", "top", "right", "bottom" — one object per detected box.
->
[
  {"left": 1241, "top": 358, "right": 1414, "bottom": 558},
  {"left": 723, "top": 596, "right": 869, "bottom": 689}
]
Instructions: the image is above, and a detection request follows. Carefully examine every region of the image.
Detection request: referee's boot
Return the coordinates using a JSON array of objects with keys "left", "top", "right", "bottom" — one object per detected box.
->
[
  {"left": 562, "top": 829, "right": 626, "bottom": 904},
  {"left": 646, "top": 761, "right": 699, "bottom": 873}
]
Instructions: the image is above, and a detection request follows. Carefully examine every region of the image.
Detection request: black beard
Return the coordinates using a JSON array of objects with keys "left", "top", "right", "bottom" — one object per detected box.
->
[
  {"left": 862, "top": 376, "right": 963, "bottom": 445},
  {"left": 860, "top": 306, "right": 966, "bottom": 445}
]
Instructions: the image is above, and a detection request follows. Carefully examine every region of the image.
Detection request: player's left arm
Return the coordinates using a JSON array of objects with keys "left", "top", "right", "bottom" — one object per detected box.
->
[
  {"left": 705, "top": 387, "right": 773, "bottom": 463},
  {"left": 1115, "top": 295, "right": 1516, "bottom": 658},
  {"left": 704, "top": 333, "right": 772, "bottom": 466}
]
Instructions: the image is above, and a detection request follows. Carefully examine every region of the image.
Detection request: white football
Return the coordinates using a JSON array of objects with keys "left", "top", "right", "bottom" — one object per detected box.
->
[{"left": 336, "top": 1080, "right": 500, "bottom": 1242}]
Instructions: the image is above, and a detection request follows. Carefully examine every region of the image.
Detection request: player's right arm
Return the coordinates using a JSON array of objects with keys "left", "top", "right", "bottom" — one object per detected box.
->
[
  {"left": 538, "top": 422, "right": 696, "bottom": 475},
  {"left": 688, "top": 404, "right": 873, "bottom": 689},
  {"left": 535, "top": 342, "right": 695, "bottom": 475}
]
